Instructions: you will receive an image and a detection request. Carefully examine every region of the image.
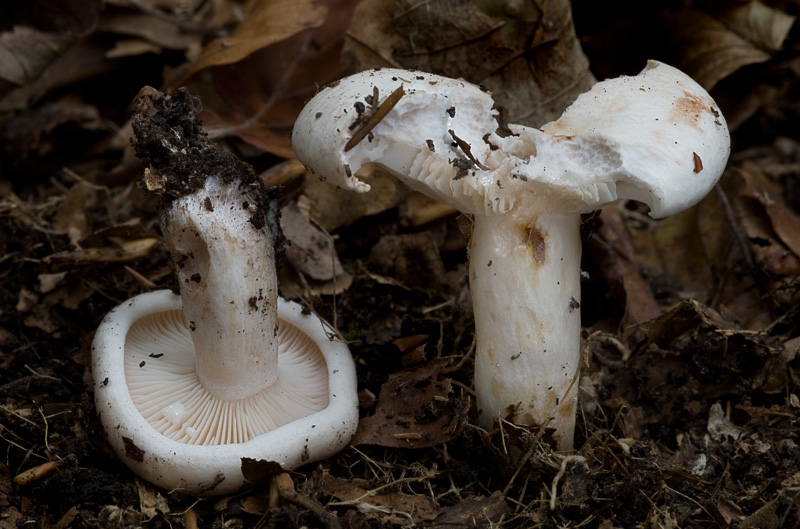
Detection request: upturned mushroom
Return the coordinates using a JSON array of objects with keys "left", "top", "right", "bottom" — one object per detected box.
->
[
  {"left": 292, "top": 62, "right": 730, "bottom": 450},
  {"left": 92, "top": 87, "right": 358, "bottom": 494}
]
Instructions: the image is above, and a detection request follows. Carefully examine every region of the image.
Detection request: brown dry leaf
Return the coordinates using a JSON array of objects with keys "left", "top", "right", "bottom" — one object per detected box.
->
[
  {"left": 635, "top": 299, "right": 777, "bottom": 366},
  {"left": 590, "top": 207, "right": 660, "bottom": 341},
  {"left": 400, "top": 192, "right": 458, "bottom": 227},
  {"left": 713, "top": 497, "right": 746, "bottom": 528},
  {"left": 45, "top": 218, "right": 160, "bottom": 266},
  {"left": 657, "top": 8, "right": 779, "bottom": 90},
  {"left": 720, "top": 2, "right": 796, "bottom": 53},
  {"left": 135, "top": 478, "right": 169, "bottom": 520},
  {"left": 51, "top": 182, "right": 95, "bottom": 245},
  {"left": 321, "top": 471, "right": 441, "bottom": 524},
  {"left": 45, "top": 238, "right": 159, "bottom": 266},
  {"left": 0, "top": 0, "right": 102, "bottom": 96},
  {"left": 7, "top": 0, "right": 102, "bottom": 37},
  {"left": 0, "top": 27, "right": 72, "bottom": 94},
  {"left": 281, "top": 201, "right": 345, "bottom": 281},
  {"left": 2, "top": 96, "right": 110, "bottom": 177},
  {"left": 432, "top": 491, "right": 509, "bottom": 529},
  {"left": 627, "top": 200, "right": 724, "bottom": 305},
  {"left": 368, "top": 233, "right": 448, "bottom": 292},
  {"left": 626, "top": 171, "right": 783, "bottom": 330},
  {"left": 105, "top": 39, "right": 163, "bottom": 59},
  {"left": 97, "top": 12, "right": 202, "bottom": 54},
  {"left": 184, "top": 0, "right": 358, "bottom": 157},
  {"left": 0, "top": 507, "right": 22, "bottom": 529},
  {"left": 352, "top": 360, "right": 468, "bottom": 448},
  {"left": 184, "top": 0, "right": 328, "bottom": 79},
  {"left": 738, "top": 497, "right": 780, "bottom": 529},
  {"left": 299, "top": 166, "right": 409, "bottom": 231},
  {"left": 240, "top": 494, "right": 271, "bottom": 515},
  {"left": 345, "top": 0, "right": 595, "bottom": 127},
  {"left": 737, "top": 161, "right": 800, "bottom": 259}
]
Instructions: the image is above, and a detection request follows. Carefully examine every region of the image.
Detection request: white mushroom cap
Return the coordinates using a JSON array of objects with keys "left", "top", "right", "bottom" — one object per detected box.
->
[
  {"left": 292, "top": 69, "right": 506, "bottom": 215},
  {"left": 499, "top": 60, "right": 730, "bottom": 217},
  {"left": 92, "top": 290, "right": 358, "bottom": 495},
  {"left": 292, "top": 62, "right": 730, "bottom": 218}
]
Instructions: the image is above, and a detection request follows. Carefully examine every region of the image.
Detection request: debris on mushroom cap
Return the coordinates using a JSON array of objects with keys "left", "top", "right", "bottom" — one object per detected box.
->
[
  {"left": 292, "top": 69, "right": 511, "bottom": 215},
  {"left": 292, "top": 62, "right": 730, "bottom": 219}
]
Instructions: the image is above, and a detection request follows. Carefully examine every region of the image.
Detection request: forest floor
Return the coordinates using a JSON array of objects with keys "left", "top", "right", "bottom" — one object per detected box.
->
[{"left": 2, "top": 1, "right": 800, "bottom": 528}]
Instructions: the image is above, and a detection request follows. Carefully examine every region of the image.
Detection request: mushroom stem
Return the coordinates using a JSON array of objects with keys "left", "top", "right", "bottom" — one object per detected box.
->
[
  {"left": 469, "top": 204, "right": 581, "bottom": 449},
  {"left": 160, "top": 176, "right": 279, "bottom": 401}
]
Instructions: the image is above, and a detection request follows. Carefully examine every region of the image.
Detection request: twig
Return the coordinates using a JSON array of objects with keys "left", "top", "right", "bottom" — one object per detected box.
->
[
  {"left": 279, "top": 488, "right": 342, "bottom": 529},
  {"left": 549, "top": 455, "right": 586, "bottom": 511},
  {"left": 345, "top": 86, "right": 406, "bottom": 152}
]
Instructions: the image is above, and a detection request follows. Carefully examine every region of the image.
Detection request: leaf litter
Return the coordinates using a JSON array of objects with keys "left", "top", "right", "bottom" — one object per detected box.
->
[{"left": 1, "top": 0, "right": 800, "bottom": 527}]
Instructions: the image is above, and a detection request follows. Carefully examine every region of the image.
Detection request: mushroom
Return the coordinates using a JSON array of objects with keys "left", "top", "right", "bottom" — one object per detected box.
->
[
  {"left": 291, "top": 62, "right": 730, "bottom": 450},
  {"left": 92, "top": 88, "right": 358, "bottom": 494}
]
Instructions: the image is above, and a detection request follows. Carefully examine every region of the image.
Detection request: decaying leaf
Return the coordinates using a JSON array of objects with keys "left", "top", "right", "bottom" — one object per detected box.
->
[
  {"left": 656, "top": 7, "right": 792, "bottom": 90},
  {"left": 183, "top": 0, "right": 328, "bottom": 79},
  {"left": 635, "top": 299, "right": 774, "bottom": 358},
  {"left": 720, "top": 2, "right": 796, "bottom": 53},
  {"left": 184, "top": 0, "right": 359, "bottom": 157},
  {"left": 588, "top": 206, "right": 660, "bottom": 343},
  {"left": 97, "top": 12, "right": 202, "bottom": 56},
  {"left": 298, "top": 165, "right": 409, "bottom": 232},
  {"left": 44, "top": 236, "right": 159, "bottom": 266},
  {"left": 738, "top": 161, "right": 800, "bottom": 260},
  {"left": 321, "top": 470, "right": 441, "bottom": 525},
  {"left": 344, "top": 0, "right": 595, "bottom": 127},
  {"left": 281, "top": 201, "right": 346, "bottom": 282},
  {"left": 431, "top": 491, "right": 509, "bottom": 529},
  {"left": 368, "top": 233, "right": 448, "bottom": 293},
  {"left": 0, "top": 27, "right": 72, "bottom": 93},
  {"left": 352, "top": 360, "right": 469, "bottom": 448}
]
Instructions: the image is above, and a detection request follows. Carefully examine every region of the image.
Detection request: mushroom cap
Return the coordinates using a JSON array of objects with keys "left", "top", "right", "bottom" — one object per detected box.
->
[
  {"left": 292, "top": 68, "right": 507, "bottom": 215},
  {"left": 92, "top": 290, "right": 358, "bottom": 495},
  {"left": 504, "top": 60, "right": 730, "bottom": 217},
  {"left": 292, "top": 62, "right": 730, "bottom": 218}
]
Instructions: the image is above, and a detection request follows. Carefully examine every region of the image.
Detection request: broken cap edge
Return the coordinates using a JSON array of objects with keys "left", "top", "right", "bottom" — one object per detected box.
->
[{"left": 522, "top": 60, "right": 731, "bottom": 218}]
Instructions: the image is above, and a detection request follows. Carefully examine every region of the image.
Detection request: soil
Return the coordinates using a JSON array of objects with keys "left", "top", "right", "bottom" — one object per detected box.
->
[{"left": 2, "top": 1, "right": 800, "bottom": 528}]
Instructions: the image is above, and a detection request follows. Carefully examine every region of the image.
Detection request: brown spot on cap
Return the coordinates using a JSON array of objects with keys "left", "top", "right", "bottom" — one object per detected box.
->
[
  {"left": 670, "top": 91, "right": 713, "bottom": 131},
  {"left": 693, "top": 152, "right": 703, "bottom": 173}
]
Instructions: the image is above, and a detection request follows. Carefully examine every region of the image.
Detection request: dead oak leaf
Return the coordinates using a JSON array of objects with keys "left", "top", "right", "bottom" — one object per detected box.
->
[
  {"left": 658, "top": 8, "right": 787, "bottom": 90},
  {"left": 184, "top": 0, "right": 328, "bottom": 79}
]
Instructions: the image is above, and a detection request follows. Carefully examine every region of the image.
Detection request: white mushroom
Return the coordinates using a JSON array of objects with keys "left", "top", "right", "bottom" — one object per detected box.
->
[
  {"left": 92, "top": 88, "right": 358, "bottom": 494},
  {"left": 292, "top": 62, "right": 730, "bottom": 450}
]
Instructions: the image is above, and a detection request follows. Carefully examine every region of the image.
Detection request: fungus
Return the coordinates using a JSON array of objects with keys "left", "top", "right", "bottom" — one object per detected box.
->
[
  {"left": 92, "top": 87, "right": 358, "bottom": 494},
  {"left": 291, "top": 62, "right": 730, "bottom": 450}
]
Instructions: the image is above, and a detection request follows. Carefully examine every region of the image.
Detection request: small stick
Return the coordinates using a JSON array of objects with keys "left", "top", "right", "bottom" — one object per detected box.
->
[
  {"left": 345, "top": 86, "right": 405, "bottom": 152},
  {"left": 448, "top": 129, "right": 489, "bottom": 170},
  {"left": 279, "top": 488, "right": 342, "bottom": 529},
  {"left": 549, "top": 455, "right": 586, "bottom": 510}
]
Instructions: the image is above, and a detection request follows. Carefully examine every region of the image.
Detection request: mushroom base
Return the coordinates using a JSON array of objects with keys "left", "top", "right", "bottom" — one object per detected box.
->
[{"left": 92, "top": 290, "right": 358, "bottom": 495}]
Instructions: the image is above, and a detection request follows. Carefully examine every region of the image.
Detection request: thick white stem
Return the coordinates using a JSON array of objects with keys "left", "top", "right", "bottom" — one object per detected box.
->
[
  {"left": 161, "top": 177, "right": 278, "bottom": 401},
  {"left": 469, "top": 204, "right": 581, "bottom": 450}
]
